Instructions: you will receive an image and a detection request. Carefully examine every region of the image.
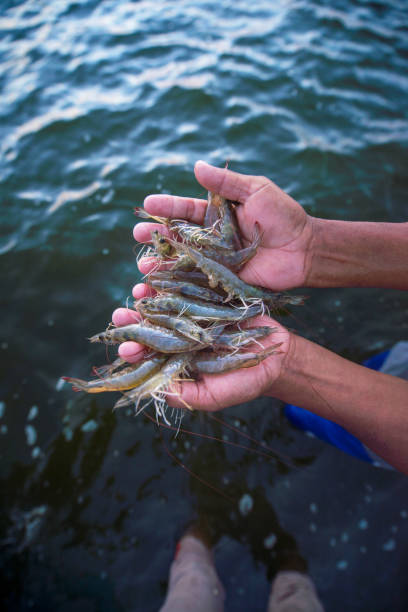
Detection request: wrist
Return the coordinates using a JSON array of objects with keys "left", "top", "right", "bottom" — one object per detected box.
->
[
  {"left": 297, "top": 213, "right": 317, "bottom": 288},
  {"left": 304, "top": 218, "right": 408, "bottom": 289},
  {"left": 304, "top": 216, "right": 341, "bottom": 288},
  {"left": 264, "top": 330, "right": 298, "bottom": 397},
  {"left": 305, "top": 216, "right": 374, "bottom": 288},
  {"left": 263, "top": 332, "right": 343, "bottom": 419}
]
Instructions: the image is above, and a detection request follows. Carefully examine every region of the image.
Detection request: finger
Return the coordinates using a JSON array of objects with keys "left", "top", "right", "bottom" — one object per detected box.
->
[
  {"left": 112, "top": 307, "right": 141, "bottom": 327},
  {"left": 118, "top": 341, "right": 146, "bottom": 363},
  {"left": 137, "top": 256, "right": 159, "bottom": 275},
  {"left": 194, "top": 160, "right": 269, "bottom": 204},
  {"left": 132, "top": 283, "right": 155, "bottom": 299},
  {"left": 133, "top": 222, "right": 171, "bottom": 244},
  {"left": 165, "top": 380, "right": 220, "bottom": 412},
  {"left": 166, "top": 368, "right": 251, "bottom": 412},
  {"left": 144, "top": 194, "right": 207, "bottom": 224},
  {"left": 137, "top": 255, "right": 175, "bottom": 275}
]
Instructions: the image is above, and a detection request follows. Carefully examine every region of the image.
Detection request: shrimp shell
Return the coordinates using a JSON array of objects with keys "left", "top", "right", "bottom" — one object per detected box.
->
[
  {"left": 200, "top": 222, "right": 261, "bottom": 271},
  {"left": 63, "top": 356, "right": 168, "bottom": 393},
  {"left": 204, "top": 191, "right": 222, "bottom": 228},
  {"left": 148, "top": 279, "right": 226, "bottom": 303},
  {"left": 148, "top": 269, "right": 210, "bottom": 286},
  {"left": 194, "top": 344, "right": 282, "bottom": 374},
  {"left": 89, "top": 322, "right": 202, "bottom": 352},
  {"left": 137, "top": 309, "right": 217, "bottom": 344},
  {"left": 214, "top": 326, "right": 276, "bottom": 349},
  {"left": 171, "top": 240, "right": 303, "bottom": 307},
  {"left": 135, "top": 295, "right": 264, "bottom": 321},
  {"left": 219, "top": 198, "right": 243, "bottom": 250},
  {"left": 114, "top": 353, "right": 191, "bottom": 413}
]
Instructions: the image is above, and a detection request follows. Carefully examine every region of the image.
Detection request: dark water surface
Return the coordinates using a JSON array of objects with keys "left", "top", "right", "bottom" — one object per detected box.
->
[{"left": 1, "top": 1, "right": 408, "bottom": 610}]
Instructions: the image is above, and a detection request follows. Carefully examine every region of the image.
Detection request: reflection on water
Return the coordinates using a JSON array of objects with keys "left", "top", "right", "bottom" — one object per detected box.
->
[{"left": 1, "top": 0, "right": 408, "bottom": 610}]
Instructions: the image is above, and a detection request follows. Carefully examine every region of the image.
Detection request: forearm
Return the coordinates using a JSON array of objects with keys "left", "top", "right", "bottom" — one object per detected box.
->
[
  {"left": 306, "top": 219, "right": 408, "bottom": 289},
  {"left": 268, "top": 334, "right": 408, "bottom": 474}
]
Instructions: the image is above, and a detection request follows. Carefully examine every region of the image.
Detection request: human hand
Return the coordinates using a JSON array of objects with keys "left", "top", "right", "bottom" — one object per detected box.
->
[
  {"left": 164, "top": 315, "right": 291, "bottom": 411},
  {"left": 134, "top": 160, "right": 315, "bottom": 291},
  {"left": 111, "top": 161, "right": 302, "bottom": 405},
  {"left": 111, "top": 309, "right": 291, "bottom": 411}
]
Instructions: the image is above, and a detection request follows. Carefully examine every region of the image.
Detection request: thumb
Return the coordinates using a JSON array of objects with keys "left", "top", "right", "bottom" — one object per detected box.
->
[
  {"left": 194, "top": 160, "right": 268, "bottom": 204},
  {"left": 166, "top": 379, "right": 220, "bottom": 412}
]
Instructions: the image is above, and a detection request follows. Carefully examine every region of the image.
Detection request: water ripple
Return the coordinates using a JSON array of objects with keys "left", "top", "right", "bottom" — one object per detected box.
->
[{"left": 47, "top": 181, "right": 101, "bottom": 215}]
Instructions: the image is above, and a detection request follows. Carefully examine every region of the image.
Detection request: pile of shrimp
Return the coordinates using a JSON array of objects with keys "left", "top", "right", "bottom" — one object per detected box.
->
[{"left": 64, "top": 192, "right": 303, "bottom": 425}]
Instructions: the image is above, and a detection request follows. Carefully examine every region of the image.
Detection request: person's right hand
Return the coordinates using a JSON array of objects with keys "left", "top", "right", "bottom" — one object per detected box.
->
[{"left": 134, "top": 161, "right": 315, "bottom": 291}]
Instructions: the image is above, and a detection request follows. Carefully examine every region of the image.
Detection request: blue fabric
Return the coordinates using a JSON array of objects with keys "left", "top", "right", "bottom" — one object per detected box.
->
[
  {"left": 284, "top": 350, "right": 390, "bottom": 463},
  {"left": 362, "top": 350, "right": 389, "bottom": 371}
]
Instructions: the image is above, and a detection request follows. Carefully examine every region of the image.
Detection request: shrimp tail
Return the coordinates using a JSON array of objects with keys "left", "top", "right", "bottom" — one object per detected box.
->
[
  {"left": 134, "top": 208, "right": 169, "bottom": 225},
  {"left": 62, "top": 377, "right": 88, "bottom": 392}
]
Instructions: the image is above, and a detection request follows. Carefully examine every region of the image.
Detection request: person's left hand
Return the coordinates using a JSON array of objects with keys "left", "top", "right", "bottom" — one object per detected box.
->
[{"left": 112, "top": 306, "right": 291, "bottom": 411}]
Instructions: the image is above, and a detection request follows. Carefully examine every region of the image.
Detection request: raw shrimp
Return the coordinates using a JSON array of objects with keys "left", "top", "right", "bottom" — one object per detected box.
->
[
  {"left": 204, "top": 191, "right": 222, "bottom": 228},
  {"left": 137, "top": 309, "right": 220, "bottom": 344},
  {"left": 113, "top": 353, "right": 191, "bottom": 422},
  {"left": 148, "top": 279, "right": 226, "bottom": 303},
  {"left": 135, "top": 295, "right": 264, "bottom": 321},
  {"left": 218, "top": 198, "right": 243, "bottom": 250},
  {"left": 170, "top": 240, "right": 304, "bottom": 308},
  {"left": 148, "top": 269, "right": 210, "bottom": 286},
  {"left": 193, "top": 344, "right": 282, "bottom": 374},
  {"left": 214, "top": 326, "right": 276, "bottom": 349},
  {"left": 89, "top": 322, "right": 203, "bottom": 352},
  {"left": 63, "top": 355, "right": 167, "bottom": 393},
  {"left": 171, "top": 220, "right": 225, "bottom": 250},
  {"left": 200, "top": 223, "right": 261, "bottom": 271}
]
